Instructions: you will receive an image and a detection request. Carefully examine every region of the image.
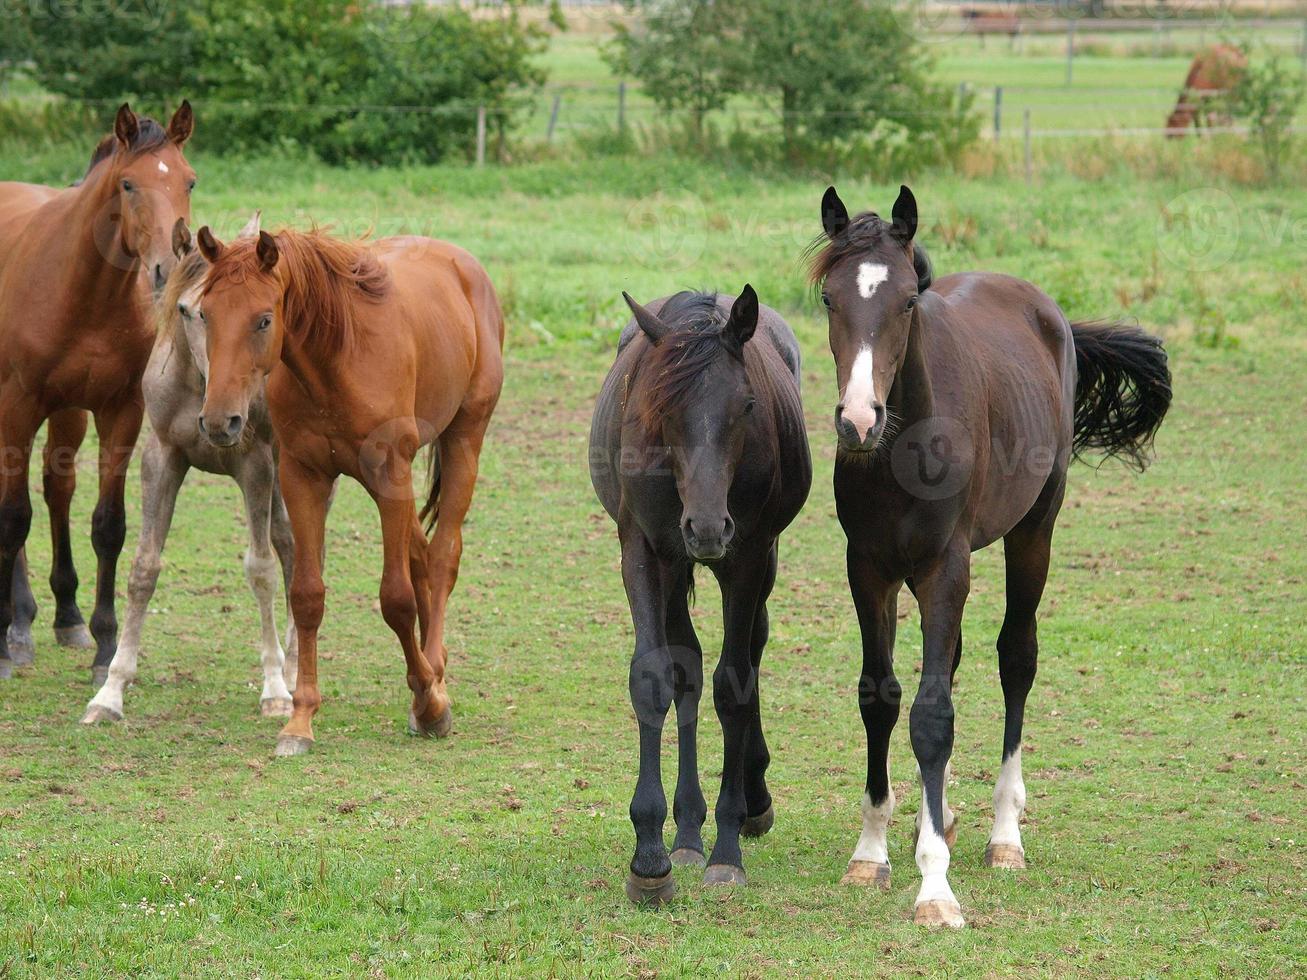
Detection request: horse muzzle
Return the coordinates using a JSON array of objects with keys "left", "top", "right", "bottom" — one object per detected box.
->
[
  {"left": 682, "top": 513, "right": 735, "bottom": 562},
  {"left": 835, "top": 403, "right": 885, "bottom": 453},
  {"left": 198, "top": 412, "right": 246, "bottom": 448}
]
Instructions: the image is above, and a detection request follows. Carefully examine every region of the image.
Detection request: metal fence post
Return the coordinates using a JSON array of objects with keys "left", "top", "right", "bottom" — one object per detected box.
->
[
  {"left": 476, "top": 106, "right": 486, "bottom": 166},
  {"left": 993, "top": 86, "right": 1003, "bottom": 140},
  {"left": 618, "top": 81, "right": 627, "bottom": 133},
  {"left": 1023, "top": 109, "right": 1032, "bottom": 184}
]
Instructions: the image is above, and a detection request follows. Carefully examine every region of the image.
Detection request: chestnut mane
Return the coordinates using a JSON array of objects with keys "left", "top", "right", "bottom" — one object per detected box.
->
[
  {"left": 84, "top": 117, "right": 170, "bottom": 178},
  {"left": 203, "top": 229, "right": 391, "bottom": 354}
]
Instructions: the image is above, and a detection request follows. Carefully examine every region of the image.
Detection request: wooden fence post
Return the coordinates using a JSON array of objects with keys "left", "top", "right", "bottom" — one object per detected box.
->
[
  {"left": 993, "top": 86, "right": 1003, "bottom": 140},
  {"left": 617, "top": 81, "right": 627, "bottom": 134},
  {"left": 1023, "top": 109, "right": 1032, "bottom": 185},
  {"left": 1065, "top": 19, "right": 1076, "bottom": 86},
  {"left": 476, "top": 106, "right": 486, "bottom": 166},
  {"left": 546, "top": 94, "right": 561, "bottom": 143}
]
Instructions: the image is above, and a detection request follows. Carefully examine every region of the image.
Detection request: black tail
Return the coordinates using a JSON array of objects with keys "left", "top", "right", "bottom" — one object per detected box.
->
[
  {"left": 1070, "top": 320, "right": 1172, "bottom": 470},
  {"left": 419, "top": 443, "right": 442, "bottom": 533}
]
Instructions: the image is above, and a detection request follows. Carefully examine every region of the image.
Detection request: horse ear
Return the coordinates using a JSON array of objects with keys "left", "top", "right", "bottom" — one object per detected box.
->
[
  {"left": 724, "top": 284, "right": 759, "bottom": 351},
  {"left": 622, "top": 291, "right": 671, "bottom": 345},
  {"left": 114, "top": 103, "right": 139, "bottom": 148},
  {"left": 167, "top": 99, "right": 194, "bottom": 146},
  {"left": 237, "top": 210, "right": 262, "bottom": 240},
  {"left": 912, "top": 242, "right": 934, "bottom": 293},
  {"left": 196, "top": 226, "right": 224, "bottom": 263},
  {"left": 256, "top": 231, "right": 280, "bottom": 273},
  {"left": 821, "top": 186, "right": 849, "bottom": 239},
  {"left": 890, "top": 184, "right": 917, "bottom": 244},
  {"left": 172, "top": 218, "right": 192, "bottom": 259}
]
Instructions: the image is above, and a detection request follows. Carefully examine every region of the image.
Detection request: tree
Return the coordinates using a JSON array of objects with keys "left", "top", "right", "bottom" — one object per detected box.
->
[
  {"left": 610, "top": 0, "right": 974, "bottom": 164},
  {"left": 1228, "top": 48, "right": 1306, "bottom": 181}
]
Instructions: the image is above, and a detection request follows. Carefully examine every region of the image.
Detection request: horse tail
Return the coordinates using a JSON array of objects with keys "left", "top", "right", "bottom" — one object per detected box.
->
[
  {"left": 419, "top": 442, "right": 442, "bottom": 533},
  {"left": 1069, "top": 320, "right": 1172, "bottom": 471}
]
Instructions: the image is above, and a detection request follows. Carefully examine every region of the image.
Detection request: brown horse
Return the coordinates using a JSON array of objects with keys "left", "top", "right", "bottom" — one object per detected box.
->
[
  {"left": 0, "top": 102, "right": 196, "bottom": 681},
  {"left": 811, "top": 185, "right": 1171, "bottom": 927},
  {"left": 194, "top": 226, "right": 503, "bottom": 756},
  {"left": 1166, "top": 44, "right": 1247, "bottom": 136}
]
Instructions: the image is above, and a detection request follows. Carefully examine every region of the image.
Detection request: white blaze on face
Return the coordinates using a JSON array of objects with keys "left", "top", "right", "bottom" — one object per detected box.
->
[
  {"left": 158, "top": 161, "right": 170, "bottom": 174},
  {"left": 857, "top": 261, "right": 889, "bottom": 299},
  {"left": 989, "top": 749, "right": 1027, "bottom": 850},
  {"left": 841, "top": 346, "right": 878, "bottom": 442}
]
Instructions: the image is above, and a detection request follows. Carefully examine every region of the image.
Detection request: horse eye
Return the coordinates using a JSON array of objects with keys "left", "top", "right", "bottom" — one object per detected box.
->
[
  {"left": 744, "top": 398, "right": 757, "bottom": 415},
  {"left": 121, "top": 179, "right": 134, "bottom": 192},
  {"left": 905, "top": 295, "right": 919, "bottom": 312},
  {"left": 186, "top": 179, "right": 196, "bottom": 193},
  {"left": 821, "top": 291, "right": 832, "bottom": 310},
  {"left": 255, "top": 315, "right": 272, "bottom": 332},
  {"left": 177, "top": 302, "right": 191, "bottom": 320}
]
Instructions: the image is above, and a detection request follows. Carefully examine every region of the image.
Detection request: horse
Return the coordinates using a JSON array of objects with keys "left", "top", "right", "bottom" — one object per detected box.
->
[
  {"left": 82, "top": 212, "right": 302, "bottom": 725},
  {"left": 589, "top": 287, "right": 812, "bottom": 904},
  {"left": 194, "top": 225, "right": 504, "bottom": 756},
  {"left": 0, "top": 102, "right": 196, "bottom": 682},
  {"left": 810, "top": 185, "right": 1171, "bottom": 927},
  {"left": 1165, "top": 44, "right": 1247, "bottom": 136}
]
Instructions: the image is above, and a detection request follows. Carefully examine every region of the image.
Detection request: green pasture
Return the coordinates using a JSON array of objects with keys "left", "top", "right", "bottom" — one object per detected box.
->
[{"left": 0, "top": 134, "right": 1304, "bottom": 975}]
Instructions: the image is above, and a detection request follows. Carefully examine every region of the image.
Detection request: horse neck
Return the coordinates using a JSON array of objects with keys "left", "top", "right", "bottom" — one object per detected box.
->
[{"left": 887, "top": 306, "right": 936, "bottom": 425}]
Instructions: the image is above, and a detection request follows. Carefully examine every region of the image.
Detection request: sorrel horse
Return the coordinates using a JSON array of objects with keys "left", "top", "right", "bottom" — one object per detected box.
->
[
  {"left": 83, "top": 213, "right": 301, "bottom": 725},
  {"left": 195, "top": 226, "right": 504, "bottom": 756},
  {"left": 1165, "top": 44, "right": 1247, "bottom": 136},
  {"left": 811, "top": 186, "right": 1171, "bottom": 927},
  {"left": 0, "top": 103, "right": 196, "bottom": 682},
  {"left": 589, "top": 288, "right": 812, "bottom": 904}
]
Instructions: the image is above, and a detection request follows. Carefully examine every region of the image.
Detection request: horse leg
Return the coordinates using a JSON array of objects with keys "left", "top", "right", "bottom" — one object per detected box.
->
[
  {"left": 986, "top": 518, "right": 1055, "bottom": 871},
  {"left": 618, "top": 517, "right": 676, "bottom": 904},
  {"left": 6, "top": 549, "right": 36, "bottom": 666},
  {"left": 842, "top": 549, "right": 902, "bottom": 889},
  {"left": 269, "top": 482, "right": 297, "bottom": 688},
  {"left": 409, "top": 512, "right": 431, "bottom": 651},
  {"left": 907, "top": 577, "right": 961, "bottom": 853},
  {"left": 239, "top": 451, "right": 293, "bottom": 719},
  {"left": 420, "top": 414, "right": 491, "bottom": 736},
  {"left": 664, "top": 562, "right": 706, "bottom": 866},
  {"left": 740, "top": 543, "right": 778, "bottom": 839},
  {"left": 45, "top": 407, "right": 93, "bottom": 649},
  {"left": 85, "top": 403, "right": 143, "bottom": 687},
  {"left": 0, "top": 403, "right": 40, "bottom": 681},
  {"left": 274, "top": 455, "right": 332, "bottom": 757},
  {"left": 83, "top": 436, "right": 187, "bottom": 723},
  {"left": 702, "top": 547, "right": 769, "bottom": 888},
  {"left": 908, "top": 541, "right": 970, "bottom": 928}
]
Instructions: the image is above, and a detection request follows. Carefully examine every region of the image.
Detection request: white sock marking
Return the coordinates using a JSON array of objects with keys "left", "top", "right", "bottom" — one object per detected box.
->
[
  {"left": 852, "top": 784, "right": 896, "bottom": 865},
  {"left": 989, "top": 750, "right": 1026, "bottom": 850},
  {"left": 857, "top": 261, "right": 889, "bottom": 299}
]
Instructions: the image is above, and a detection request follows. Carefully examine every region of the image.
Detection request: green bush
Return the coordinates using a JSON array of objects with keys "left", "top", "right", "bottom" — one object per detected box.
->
[
  {"left": 12, "top": 0, "right": 546, "bottom": 165},
  {"left": 1228, "top": 47, "right": 1306, "bottom": 181}
]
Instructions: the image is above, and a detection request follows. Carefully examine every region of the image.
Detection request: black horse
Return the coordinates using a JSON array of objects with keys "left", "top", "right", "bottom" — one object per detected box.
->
[
  {"left": 810, "top": 186, "right": 1171, "bottom": 927},
  {"left": 589, "top": 287, "right": 812, "bottom": 904}
]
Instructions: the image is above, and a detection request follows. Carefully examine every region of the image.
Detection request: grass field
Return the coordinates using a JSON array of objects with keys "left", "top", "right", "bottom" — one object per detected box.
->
[{"left": 1, "top": 28, "right": 1306, "bottom": 980}]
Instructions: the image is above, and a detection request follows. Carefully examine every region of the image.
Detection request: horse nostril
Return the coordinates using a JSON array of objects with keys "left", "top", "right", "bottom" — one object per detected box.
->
[
  {"left": 721, "top": 516, "right": 736, "bottom": 544},
  {"left": 226, "top": 415, "right": 244, "bottom": 436}
]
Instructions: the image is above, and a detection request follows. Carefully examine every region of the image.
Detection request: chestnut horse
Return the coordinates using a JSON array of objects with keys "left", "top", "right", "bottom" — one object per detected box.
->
[
  {"left": 1165, "top": 44, "right": 1247, "bottom": 136},
  {"left": 812, "top": 186, "right": 1171, "bottom": 927},
  {"left": 0, "top": 103, "right": 196, "bottom": 682},
  {"left": 589, "top": 288, "right": 811, "bottom": 903},
  {"left": 195, "top": 226, "right": 503, "bottom": 756}
]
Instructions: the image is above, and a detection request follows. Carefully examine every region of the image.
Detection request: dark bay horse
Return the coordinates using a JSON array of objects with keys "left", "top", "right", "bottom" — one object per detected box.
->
[
  {"left": 195, "top": 226, "right": 504, "bottom": 756},
  {"left": 0, "top": 103, "right": 196, "bottom": 682},
  {"left": 812, "top": 186, "right": 1171, "bottom": 927},
  {"left": 589, "top": 287, "right": 812, "bottom": 903},
  {"left": 83, "top": 213, "right": 300, "bottom": 725}
]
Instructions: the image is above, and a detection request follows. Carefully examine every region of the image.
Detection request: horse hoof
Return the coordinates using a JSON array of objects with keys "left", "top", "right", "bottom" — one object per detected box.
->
[
  {"left": 408, "top": 703, "right": 452, "bottom": 739},
  {"left": 703, "top": 864, "right": 746, "bottom": 887},
  {"left": 81, "top": 703, "right": 123, "bottom": 725},
  {"left": 273, "top": 734, "right": 313, "bottom": 757},
  {"left": 740, "top": 803, "right": 774, "bottom": 838},
  {"left": 6, "top": 628, "right": 34, "bottom": 666},
  {"left": 841, "top": 860, "right": 891, "bottom": 889},
  {"left": 90, "top": 665, "right": 110, "bottom": 688},
  {"left": 913, "top": 898, "right": 965, "bottom": 928},
  {"left": 624, "top": 871, "right": 675, "bottom": 906},
  {"left": 55, "top": 625, "right": 94, "bottom": 649},
  {"left": 669, "top": 848, "right": 706, "bottom": 867},
  {"left": 261, "top": 697, "right": 294, "bottom": 718},
  {"left": 984, "top": 843, "right": 1026, "bottom": 869}
]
